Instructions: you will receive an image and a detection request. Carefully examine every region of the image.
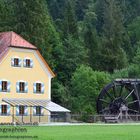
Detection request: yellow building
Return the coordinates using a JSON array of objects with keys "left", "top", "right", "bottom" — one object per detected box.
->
[{"left": 0, "top": 31, "right": 70, "bottom": 124}]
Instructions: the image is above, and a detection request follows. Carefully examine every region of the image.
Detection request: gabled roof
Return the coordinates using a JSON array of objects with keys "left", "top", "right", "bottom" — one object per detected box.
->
[
  {"left": 0, "top": 31, "right": 55, "bottom": 78},
  {"left": 0, "top": 31, "right": 37, "bottom": 50}
]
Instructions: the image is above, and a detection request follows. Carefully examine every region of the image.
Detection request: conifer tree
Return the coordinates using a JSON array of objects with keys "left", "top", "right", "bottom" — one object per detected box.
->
[
  {"left": 47, "top": 0, "right": 66, "bottom": 20},
  {"left": 10, "top": 0, "right": 63, "bottom": 71},
  {"left": 63, "top": 0, "right": 78, "bottom": 39},
  {"left": 0, "top": 0, "right": 13, "bottom": 31},
  {"left": 97, "top": 0, "right": 128, "bottom": 73},
  {"left": 83, "top": 6, "right": 101, "bottom": 70},
  {"left": 60, "top": 0, "right": 88, "bottom": 84}
]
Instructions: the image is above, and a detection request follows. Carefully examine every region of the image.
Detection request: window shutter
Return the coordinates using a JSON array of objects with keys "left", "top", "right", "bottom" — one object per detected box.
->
[
  {"left": 33, "top": 83, "right": 36, "bottom": 93},
  {"left": 7, "top": 105, "right": 10, "bottom": 115},
  {"left": 7, "top": 81, "right": 11, "bottom": 92},
  {"left": 0, "top": 80, "right": 2, "bottom": 92},
  {"left": 25, "top": 106, "right": 28, "bottom": 116},
  {"left": 30, "top": 59, "right": 33, "bottom": 68},
  {"left": 16, "top": 82, "right": 19, "bottom": 93},
  {"left": 23, "top": 59, "right": 26, "bottom": 67},
  {"left": 19, "top": 58, "right": 22, "bottom": 67},
  {"left": 16, "top": 105, "right": 19, "bottom": 116},
  {"left": 41, "top": 83, "right": 45, "bottom": 93},
  {"left": 11, "top": 58, "right": 14, "bottom": 66},
  {"left": 33, "top": 106, "right": 36, "bottom": 115},
  {"left": 25, "top": 82, "right": 28, "bottom": 93}
]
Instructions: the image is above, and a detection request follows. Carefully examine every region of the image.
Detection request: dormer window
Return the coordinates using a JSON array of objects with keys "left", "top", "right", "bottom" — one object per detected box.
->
[
  {"left": 23, "top": 58, "right": 33, "bottom": 68},
  {"left": 11, "top": 57, "right": 22, "bottom": 67}
]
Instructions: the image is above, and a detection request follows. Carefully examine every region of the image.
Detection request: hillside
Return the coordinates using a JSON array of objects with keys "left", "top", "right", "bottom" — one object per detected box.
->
[{"left": 0, "top": 0, "right": 140, "bottom": 115}]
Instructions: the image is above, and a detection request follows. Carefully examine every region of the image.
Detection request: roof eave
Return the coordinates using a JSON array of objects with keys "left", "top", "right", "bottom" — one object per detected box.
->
[
  {"left": 9, "top": 45, "right": 38, "bottom": 50},
  {"left": 36, "top": 50, "right": 55, "bottom": 78}
]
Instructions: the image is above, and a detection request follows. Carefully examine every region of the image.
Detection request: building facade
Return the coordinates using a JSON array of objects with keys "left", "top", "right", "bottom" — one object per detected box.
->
[{"left": 0, "top": 31, "right": 70, "bottom": 124}]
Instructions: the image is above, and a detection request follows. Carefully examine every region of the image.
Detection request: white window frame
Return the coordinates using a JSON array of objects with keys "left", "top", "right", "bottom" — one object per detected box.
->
[
  {"left": 33, "top": 81, "right": 44, "bottom": 94},
  {"left": 0, "top": 104, "right": 10, "bottom": 116},
  {"left": 33, "top": 106, "right": 43, "bottom": 116},
  {"left": 0, "top": 79, "right": 10, "bottom": 92},
  {"left": 11, "top": 57, "right": 22, "bottom": 67},
  {"left": 16, "top": 105, "right": 28, "bottom": 116},
  {"left": 16, "top": 80, "right": 28, "bottom": 93}
]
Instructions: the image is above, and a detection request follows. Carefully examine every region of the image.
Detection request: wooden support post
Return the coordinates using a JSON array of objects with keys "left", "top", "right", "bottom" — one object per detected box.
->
[
  {"left": 12, "top": 106, "right": 14, "bottom": 123},
  {"left": 30, "top": 106, "right": 32, "bottom": 123},
  {"left": 22, "top": 115, "right": 23, "bottom": 123},
  {"left": 39, "top": 115, "right": 41, "bottom": 122}
]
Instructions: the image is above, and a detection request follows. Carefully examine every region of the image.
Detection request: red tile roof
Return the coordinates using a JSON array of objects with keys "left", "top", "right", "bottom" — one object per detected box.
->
[
  {"left": 0, "top": 31, "right": 37, "bottom": 63},
  {"left": 0, "top": 31, "right": 37, "bottom": 50}
]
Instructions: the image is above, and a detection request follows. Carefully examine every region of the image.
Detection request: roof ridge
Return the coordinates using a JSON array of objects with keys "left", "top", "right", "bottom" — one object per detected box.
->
[
  {"left": 0, "top": 31, "right": 37, "bottom": 49},
  {"left": 11, "top": 31, "right": 37, "bottom": 49}
]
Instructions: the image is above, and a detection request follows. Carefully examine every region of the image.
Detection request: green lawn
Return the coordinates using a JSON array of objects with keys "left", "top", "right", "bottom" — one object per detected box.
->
[{"left": 0, "top": 125, "right": 140, "bottom": 140}]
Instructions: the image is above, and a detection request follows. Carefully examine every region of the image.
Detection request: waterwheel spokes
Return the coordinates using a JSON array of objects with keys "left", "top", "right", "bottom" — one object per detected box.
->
[
  {"left": 97, "top": 80, "right": 140, "bottom": 115},
  {"left": 104, "top": 89, "right": 115, "bottom": 101},
  {"left": 99, "top": 99, "right": 110, "bottom": 104},
  {"left": 127, "top": 100, "right": 139, "bottom": 105},
  {"left": 119, "top": 85, "right": 124, "bottom": 97},
  {"left": 128, "top": 108, "right": 139, "bottom": 113},
  {"left": 125, "top": 89, "right": 135, "bottom": 100},
  {"left": 112, "top": 84, "right": 117, "bottom": 98}
]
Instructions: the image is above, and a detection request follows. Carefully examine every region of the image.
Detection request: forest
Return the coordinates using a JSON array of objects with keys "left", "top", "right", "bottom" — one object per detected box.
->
[{"left": 0, "top": 0, "right": 140, "bottom": 115}]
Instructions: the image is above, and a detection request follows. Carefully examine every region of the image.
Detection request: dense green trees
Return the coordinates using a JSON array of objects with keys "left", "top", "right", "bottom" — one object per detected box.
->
[
  {"left": 13, "top": 0, "right": 64, "bottom": 70},
  {"left": 0, "top": 0, "right": 13, "bottom": 31},
  {"left": 70, "top": 65, "right": 110, "bottom": 114},
  {"left": 96, "top": 0, "right": 128, "bottom": 72},
  {"left": 0, "top": 0, "right": 140, "bottom": 115}
]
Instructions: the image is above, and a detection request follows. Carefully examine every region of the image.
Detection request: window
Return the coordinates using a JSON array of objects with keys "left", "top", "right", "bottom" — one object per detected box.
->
[
  {"left": 26, "top": 59, "right": 31, "bottom": 67},
  {"left": 0, "top": 80, "right": 10, "bottom": 92},
  {"left": 23, "top": 58, "right": 33, "bottom": 68},
  {"left": 2, "top": 81, "right": 7, "bottom": 92},
  {"left": 11, "top": 57, "right": 21, "bottom": 67},
  {"left": 14, "top": 58, "right": 19, "bottom": 66},
  {"left": 19, "top": 82, "right": 25, "bottom": 92},
  {"left": 1, "top": 105, "right": 7, "bottom": 115},
  {"left": 19, "top": 106, "right": 25, "bottom": 115},
  {"left": 33, "top": 82, "right": 44, "bottom": 93},
  {"left": 36, "top": 83, "right": 41, "bottom": 93},
  {"left": 36, "top": 106, "right": 41, "bottom": 115},
  {"left": 17, "top": 81, "right": 28, "bottom": 93}
]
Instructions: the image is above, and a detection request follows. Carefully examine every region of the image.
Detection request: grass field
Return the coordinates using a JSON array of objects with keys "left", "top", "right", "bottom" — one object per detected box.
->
[{"left": 0, "top": 124, "right": 140, "bottom": 140}]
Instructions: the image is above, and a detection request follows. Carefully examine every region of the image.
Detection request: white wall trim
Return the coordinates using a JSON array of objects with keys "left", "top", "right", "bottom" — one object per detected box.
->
[{"left": 11, "top": 48, "right": 35, "bottom": 53}]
